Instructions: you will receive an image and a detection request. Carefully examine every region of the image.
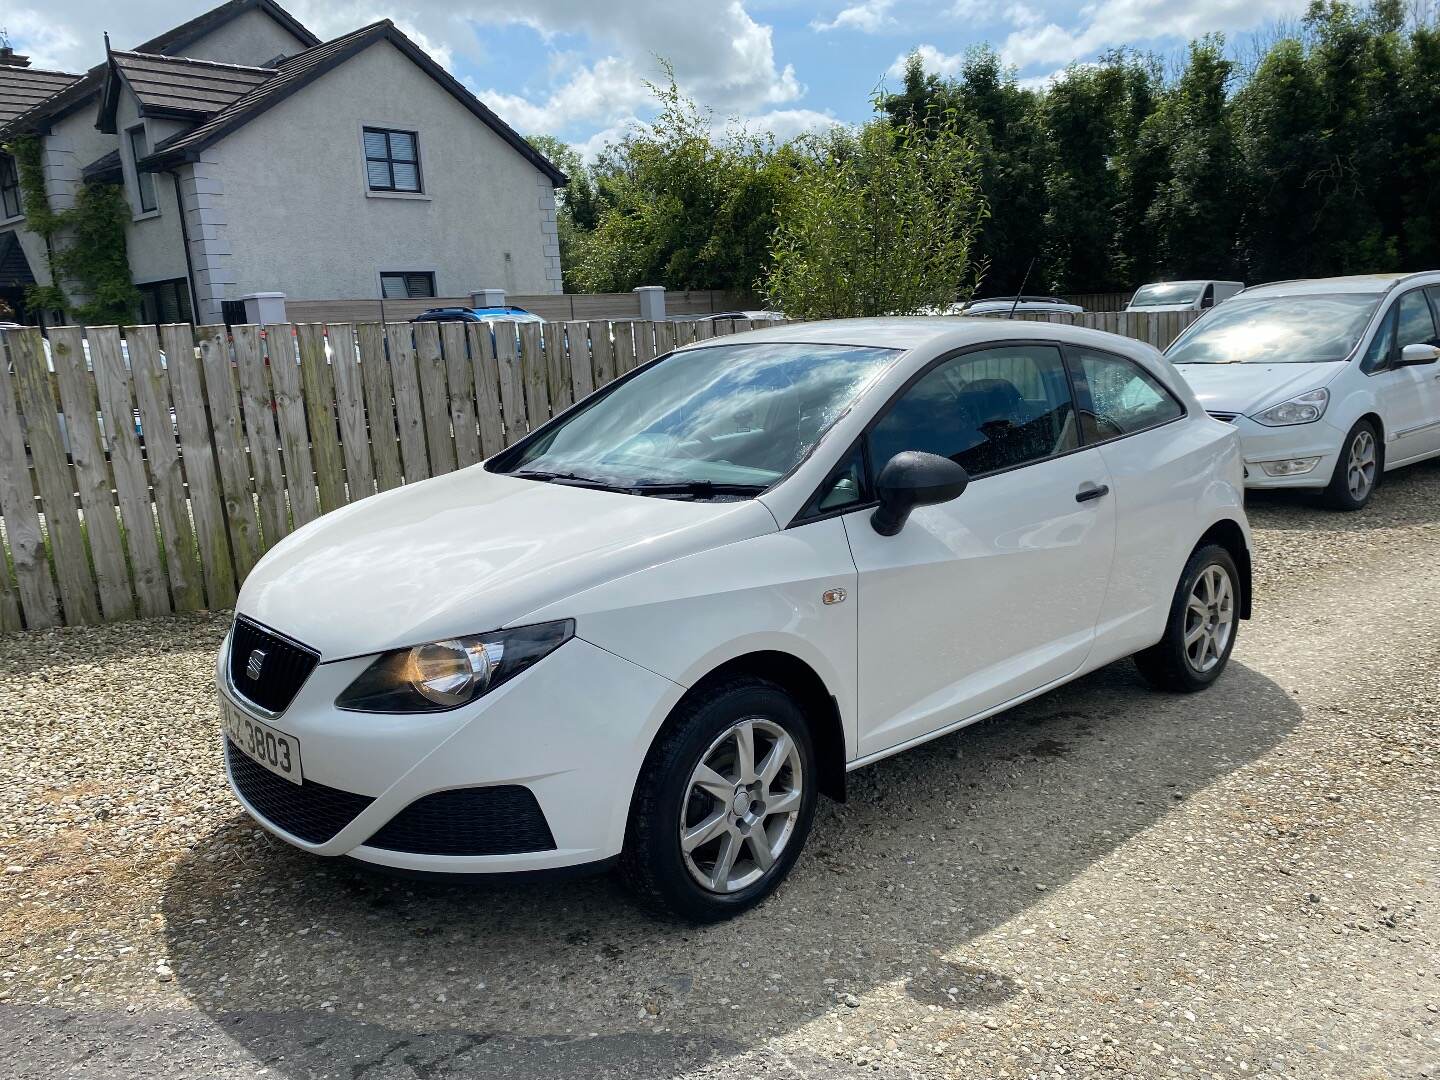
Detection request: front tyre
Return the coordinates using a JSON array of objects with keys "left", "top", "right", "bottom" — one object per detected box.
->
[
  {"left": 619, "top": 678, "right": 817, "bottom": 921},
  {"left": 1323, "top": 419, "right": 1380, "bottom": 511},
  {"left": 1134, "top": 544, "right": 1239, "bottom": 693}
]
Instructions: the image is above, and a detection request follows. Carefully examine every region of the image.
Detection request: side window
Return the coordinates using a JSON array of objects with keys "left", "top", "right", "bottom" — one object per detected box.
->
[
  {"left": 1072, "top": 348, "right": 1184, "bottom": 441},
  {"left": 380, "top": 271, "right": 436, "bottom": 299},
  {"left": 804, "top": 444, "right": 868, "bottom": 517},
  {"left": 1360, "top": 307, "right": 1397, "bottom": 374},
  {"left": 1396, "top": 289, "right": 1438, "bottom": 351},
  {"left": 1201, "top": 283, "right": 1215, "bottom": 309},
  {"left": 868, "top": 345, "right": 1077, "bottom": 478},
  {"left": 126, "top": 126, "right": 158, "bottom": 214},
  {"left": 363, "top": 128, "right": 422, "bottom": 193}
]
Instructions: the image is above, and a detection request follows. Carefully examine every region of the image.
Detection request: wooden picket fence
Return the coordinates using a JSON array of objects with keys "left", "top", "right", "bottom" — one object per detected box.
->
[
  {"left": 0, "top": 309, "right": 1200, "bottom": 633},
  {"left": 993, "top": 308, "right": 1200, "bottom": 349}
]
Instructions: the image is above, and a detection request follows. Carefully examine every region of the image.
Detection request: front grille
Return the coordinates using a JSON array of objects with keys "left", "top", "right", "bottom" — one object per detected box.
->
[
  {"left": 366, "top": 786, "right": 557, "bottom": 856},
  {"left": 226, "top": 738, "right": 374, "bottom": 844},
  {"left": 1207, "top": 411, "right": 1239, "bottom": 422},
  {"left": 228, "top": 616, "right": 319, "bottom": 715}
]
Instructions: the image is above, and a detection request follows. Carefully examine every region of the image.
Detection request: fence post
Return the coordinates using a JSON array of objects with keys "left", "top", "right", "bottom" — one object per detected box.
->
[
  {"left": 242, "top": 292, "right": 287, "bottom": 324},
  {"left": 471, "top": 289, "right": 506, "bottom": 309},
  {"left": 633, "top": 285, "right": 666, "bottom": 321}
]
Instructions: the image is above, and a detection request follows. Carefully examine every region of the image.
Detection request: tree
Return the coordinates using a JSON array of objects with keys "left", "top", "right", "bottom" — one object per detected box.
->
[
  {"left": 1143, "top": 37, "right": 1241, "bottom": 278},
  {"left": 762, "top": 112, "right": 988, "bottom": 318},
  {"left": 1037, "top": 61, "right": 1136, "bottom": 292},
  {"left": 552, "top": 71, "right": 793, "bottom": 294},
  {"left": 1232, "top": 37, "right": 1329, "bottom": 279},
  {"left": 882, "top": 48, "right": 1047, "bottom": 295},
  {"left": 526, "top": 135, "right": 603, "bottom": 292}
]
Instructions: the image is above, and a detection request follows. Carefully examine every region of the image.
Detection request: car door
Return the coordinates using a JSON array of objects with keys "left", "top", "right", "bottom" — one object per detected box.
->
[
  {"left": 1362, "top": 288, "right": 1440, "bottom": 463},
  {"left": 1065, "top": 344, "right": 1202, "bottom": 661},
  {"left": 837, "top": 342, "right": 1117, "bottom": 759}
]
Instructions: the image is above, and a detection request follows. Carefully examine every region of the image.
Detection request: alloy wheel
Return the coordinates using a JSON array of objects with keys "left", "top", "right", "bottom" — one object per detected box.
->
[
  {"left": 1184, "top": 564, "right": 1234, "bottom": 674},
  {"left": 1346, "top": 429, "right": 1377, "bottom": 502},
  {"left": 679, "top": 718, "right": 804, "bottom": 894}
]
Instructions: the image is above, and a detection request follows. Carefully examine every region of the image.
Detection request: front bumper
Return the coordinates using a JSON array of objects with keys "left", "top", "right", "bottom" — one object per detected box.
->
[
  {"left": 1226, "top": 414, "right": 1347, "bottom": 490},
  {"left": 217, "top": 630, "right": 684, "bottom": 873}
]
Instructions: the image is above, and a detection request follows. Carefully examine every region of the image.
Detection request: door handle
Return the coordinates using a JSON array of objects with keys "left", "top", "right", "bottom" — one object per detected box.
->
[{"left": 1075, "top": 483, "right": 1109, "bottom": 503}]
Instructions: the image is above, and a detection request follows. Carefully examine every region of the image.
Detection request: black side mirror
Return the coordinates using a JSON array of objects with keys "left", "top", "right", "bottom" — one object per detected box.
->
[{"left": 871, "top": 451, "right": 970, "bottom": 536}]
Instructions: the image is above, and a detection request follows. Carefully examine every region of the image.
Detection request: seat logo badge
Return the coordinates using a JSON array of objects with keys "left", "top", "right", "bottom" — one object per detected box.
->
[
  {"left": 822, "top": 588, "right": 847, "bottom": 606},
  {"left": 246, "top": 649, "right": 266, "bottom": 681}
]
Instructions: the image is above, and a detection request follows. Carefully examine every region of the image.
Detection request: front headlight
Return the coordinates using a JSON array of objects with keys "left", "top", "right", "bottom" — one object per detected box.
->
[
  {"left": 1251, "top": 387, "right": 1329, "bottom": 426},
  {"left": 335, "top": 619, "right": 574, "bottom": 713}
]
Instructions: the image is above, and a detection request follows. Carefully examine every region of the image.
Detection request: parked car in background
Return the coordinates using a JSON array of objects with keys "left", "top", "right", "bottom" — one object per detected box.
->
[
  {"left": 695, "top": 310, "right": 786, "bottom": 323},
  {"left": 218, "top": 317, "right": 1251, "bottom": 920},
  {"left": 1165, "top": 272, "right": 1440, "bottom": 509},
  {"left": 1127, "top": 280, "right": 1244, "bottom": 314},
  {"left": 411, "top": 306, "right": 544, "bottom": 326},
  {"left": 958, "top": 296, "right": 1085, "bottom": 316}
]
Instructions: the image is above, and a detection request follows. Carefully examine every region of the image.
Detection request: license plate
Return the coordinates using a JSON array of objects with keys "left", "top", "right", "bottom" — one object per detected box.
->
[{"left": 220, "top": 696, "right": 303, "bottom": 785}]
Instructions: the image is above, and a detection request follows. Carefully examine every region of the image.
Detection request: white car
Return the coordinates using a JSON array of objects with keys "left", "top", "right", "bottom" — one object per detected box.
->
[
  {"left": 1165, "top": 273, "right": 1440, "bottom": 509},
  {"left": 218, "top": 318, "right": 1252, "bottom": 920},
  {"left": 1127, "top": 280, "right": 1244, "bottom": 314}
]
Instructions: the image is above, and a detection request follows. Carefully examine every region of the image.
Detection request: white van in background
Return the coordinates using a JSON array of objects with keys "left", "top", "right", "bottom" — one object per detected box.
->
[{"left": 1127, "top": 280, "right": 1244, "bottom": 313}]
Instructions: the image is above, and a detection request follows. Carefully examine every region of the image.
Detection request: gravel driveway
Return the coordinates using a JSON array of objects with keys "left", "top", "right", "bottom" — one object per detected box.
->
[{"left": 2, "top": 462, "right": 1437, "bottom": 1080}]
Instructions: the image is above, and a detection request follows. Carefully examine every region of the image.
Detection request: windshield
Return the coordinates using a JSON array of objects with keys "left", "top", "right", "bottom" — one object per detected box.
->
[
  {"left": 1131, "top": 283, "right": 1204, "bottom": 306},
  {"left": 493, "top": 341, "right": 897, "bottom": 494},
  {"left": 1166, "top": 293, "right": 1381, "bottom": 365}
]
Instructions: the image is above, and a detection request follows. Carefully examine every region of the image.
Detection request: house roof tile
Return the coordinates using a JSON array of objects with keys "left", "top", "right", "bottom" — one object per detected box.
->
[
  {"left": 0, "top": 66, "right": 82, "bottom": 126},
  {"left": 0, "top": 0, "right": 317, "bottom": 138},
  {"left": 110, "top": 51, "right": 274, "bottom": 119}
]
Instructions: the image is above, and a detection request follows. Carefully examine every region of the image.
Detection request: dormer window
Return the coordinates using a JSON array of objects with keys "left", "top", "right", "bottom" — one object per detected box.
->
[
  {"left": 127, "top": 126, "right": 158, "bottom": 214},
  {"left": 363, "top": 127, "right": 422, "bottom": 193}
]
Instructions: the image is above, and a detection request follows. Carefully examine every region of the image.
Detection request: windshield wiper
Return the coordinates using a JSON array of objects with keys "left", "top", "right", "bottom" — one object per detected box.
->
[
  {"left": 626, "top": 479, "right": 767, "bottom": 499},
  {"left": 508, "top": 469, "right": 632, "bottom": 491}
]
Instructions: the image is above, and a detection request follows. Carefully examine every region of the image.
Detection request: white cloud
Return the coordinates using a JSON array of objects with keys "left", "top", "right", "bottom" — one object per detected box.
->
[
  {"left": 390, "top": 1, "right": 800, "bottom": 135},
  {"left": 1016, "top": 62, "right": 1095, "bottom": 88},
  {"left": 3, "top": 8, "right": 89, "bottom": 71},
  {"left": 886, "top": 43, "right": 967, "bottom": 79},
  {"left": 734, "top": 108, "right": 845, "bottom": 142},
  {"left": 8, "top": 0, "right": 803, "bottom": 140},
  {"left": 812, "top": 0, "right": 897, "bottom": 33},
  {"left": 1004, "top": 2, "right": 1043, "bottom": 29},
  {"left": 998, "top": 0, "right": 1311, "bottom": 69}
]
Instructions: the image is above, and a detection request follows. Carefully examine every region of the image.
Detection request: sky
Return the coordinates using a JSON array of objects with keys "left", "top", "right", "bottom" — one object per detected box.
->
[{"left": 7, "top": 0, "right": 1315, "bottom": 157}]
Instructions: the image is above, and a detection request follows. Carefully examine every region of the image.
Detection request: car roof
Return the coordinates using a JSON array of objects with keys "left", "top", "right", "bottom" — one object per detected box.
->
[
  {"left": 1136, "top": 279, "right": 1234, "bottom": 287},
  {"left": 684, "top": 315, "right": 1154, "bottom": 354},
  {"left": 1239, "top": 272, "right": 1440, "bottom": 298},
  {"left": 970, "top": 295, "right": 1067, "bottom": 303}
]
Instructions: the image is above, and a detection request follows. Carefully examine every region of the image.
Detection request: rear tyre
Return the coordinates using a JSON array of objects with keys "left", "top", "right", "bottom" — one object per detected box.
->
[
  {"left": 1134, "top": 544, "right": 1239, "bottom": 693},
  {"left": 619, "top": 677, "right": 817, "bottom": 922},
  {"left": 1322, "top": 419, "right": 1380, "bottom": 511}
]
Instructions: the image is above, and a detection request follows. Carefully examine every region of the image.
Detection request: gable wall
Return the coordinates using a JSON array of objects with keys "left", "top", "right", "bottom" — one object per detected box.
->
[
  {"left": 217, "top": 39, "right": 560, "bottom": 302},
  {"left": 177, "top": 7, "right": 312, "bottom": 66}
]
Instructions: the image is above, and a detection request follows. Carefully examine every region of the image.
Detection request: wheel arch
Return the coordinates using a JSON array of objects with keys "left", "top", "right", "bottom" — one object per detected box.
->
[
  {"left": 1195, "top": 518, "right": 1252, "bottom": 620},
  {"left": 647, "top": 651, "right": 848, "bottom": 804},
  {"left": 1356, "top": 411, "right": 1386, "bottom": 471}
]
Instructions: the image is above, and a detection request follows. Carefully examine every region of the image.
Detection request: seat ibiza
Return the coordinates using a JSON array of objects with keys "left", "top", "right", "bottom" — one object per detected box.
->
[{"left": 218, "top": 319, "right": 1252, "bottom": 920}]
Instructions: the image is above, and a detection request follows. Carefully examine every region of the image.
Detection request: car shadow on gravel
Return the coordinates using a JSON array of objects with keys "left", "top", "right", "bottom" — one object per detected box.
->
[{"left": 158, "top": 658, "right": 1301, "bottom": 1079}]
